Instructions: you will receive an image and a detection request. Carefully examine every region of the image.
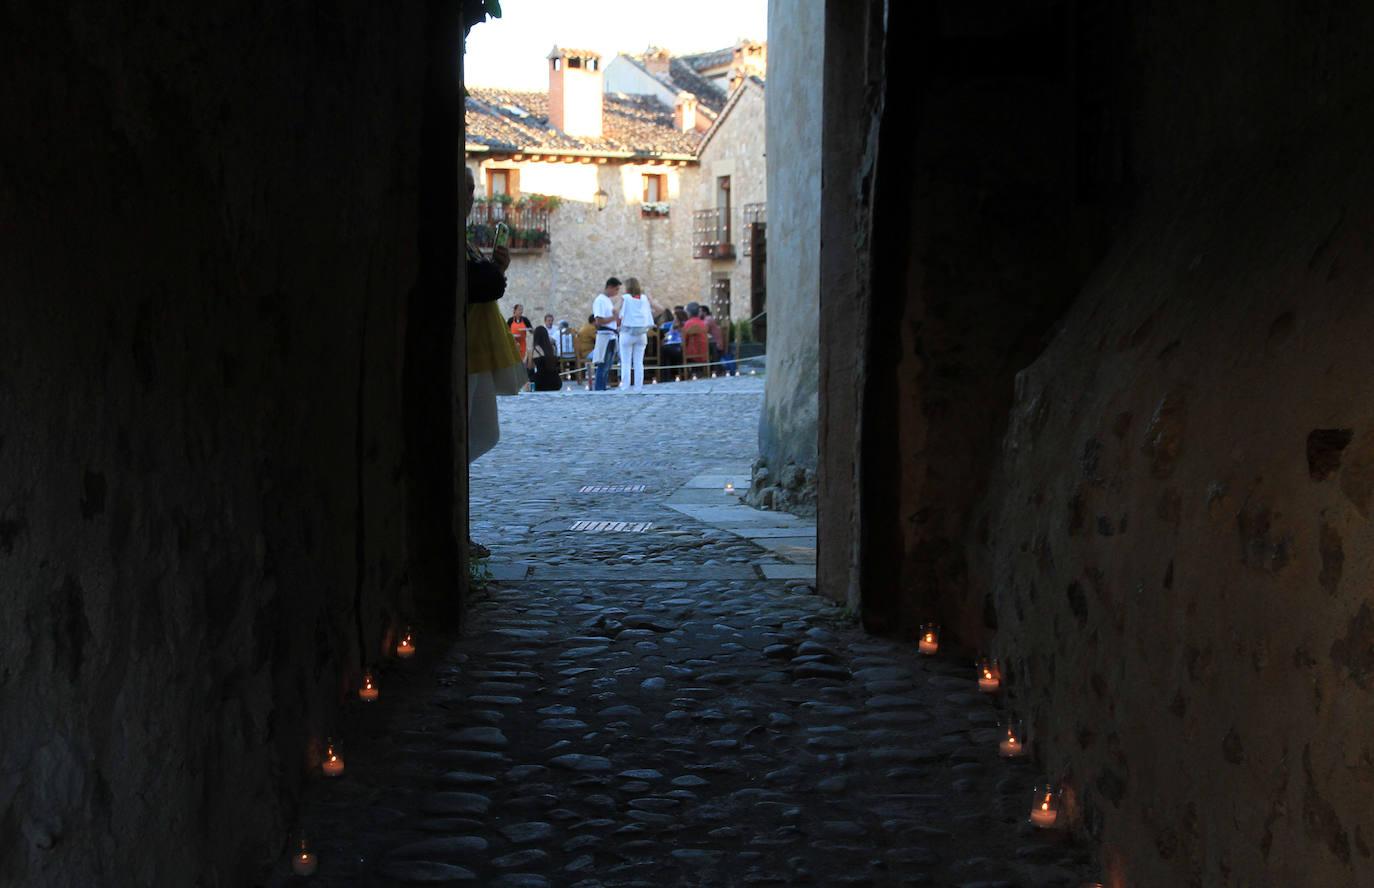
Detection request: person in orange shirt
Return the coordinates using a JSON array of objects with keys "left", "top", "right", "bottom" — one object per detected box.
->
[{"left": 682, "top": 301, "right": 710, "bottom": 377}]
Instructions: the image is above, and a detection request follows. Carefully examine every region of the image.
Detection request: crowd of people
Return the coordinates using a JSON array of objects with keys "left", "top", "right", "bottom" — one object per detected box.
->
[{"left": 507, "top": 277, "right": 733, "bottom": 393}]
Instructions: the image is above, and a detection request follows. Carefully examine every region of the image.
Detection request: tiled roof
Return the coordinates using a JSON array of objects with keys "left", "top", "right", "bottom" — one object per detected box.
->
[
  {"left": 680, "top": 47, "right": 735, "bottom": 72},
  {"left": 666, "top": 58, "right": 728, "bottom": 114},
  {"left": 465, "top": 87, "right": 700, "bottom": 157}
]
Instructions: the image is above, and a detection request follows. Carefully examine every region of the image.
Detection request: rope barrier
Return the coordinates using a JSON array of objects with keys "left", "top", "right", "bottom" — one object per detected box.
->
[{"left": 555, "top": 354, "right": 764, "bottom": 380}]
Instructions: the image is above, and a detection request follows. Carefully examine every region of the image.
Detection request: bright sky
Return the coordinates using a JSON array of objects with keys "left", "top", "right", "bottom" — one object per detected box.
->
[{"left": 464, "top": 0, "right": 768, "bottom": 91}]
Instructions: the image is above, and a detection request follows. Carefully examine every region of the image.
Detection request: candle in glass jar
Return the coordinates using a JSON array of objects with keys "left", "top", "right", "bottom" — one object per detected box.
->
[
  {"left": 724, "top": 482, "right": 735, "bottom": 494},
  {"left": 918, "top": 625, "right": 939, "bottom": 655},
  {"left": 998, "top": 720, "right": 1025, "bottom": 757},
  {"left": 321, "top": 741, "right": 344, "bottom": 777},
  {"left": 977, "top": 658, "right": 1000, "bottom": 693},
  {"left": 291, "top": 839, "right": 318, "bottom": 876},
  {"left": 396, "top": 629, "right": 415, "bottom": 659},
  {"left": 1029, "top": 788, "right": 1059, "bottom": 828},
  {"left": 358, "top": 672, "right": 379, "bottom": 702}
]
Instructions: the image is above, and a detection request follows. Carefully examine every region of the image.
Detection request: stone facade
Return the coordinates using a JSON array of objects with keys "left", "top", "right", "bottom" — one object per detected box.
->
[
  {"left": 467, "top": 159, "right": 698, "bottom": 327},
  {"left": 749, "top": 2, "right": 822, "bottom": 516},
  {"left": 2, "top": 4, "right": 465, "bottom": 886},
  {"left": 693, "top": 80, "right": 768, "bottom": 324}
]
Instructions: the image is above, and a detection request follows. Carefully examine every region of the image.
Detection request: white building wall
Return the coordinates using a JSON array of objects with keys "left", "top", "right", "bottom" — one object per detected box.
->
[
  {"left": 468, "top": 158, "right": 700, "bottom": 328},
  {"left": 603, "top": 56, "right": 678, "bottom": 107}
]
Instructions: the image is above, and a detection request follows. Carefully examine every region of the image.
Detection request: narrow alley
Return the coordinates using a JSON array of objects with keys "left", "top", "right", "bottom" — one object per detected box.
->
[{"left": 282, "top": 379, "right": 1098, "bottom": 887}]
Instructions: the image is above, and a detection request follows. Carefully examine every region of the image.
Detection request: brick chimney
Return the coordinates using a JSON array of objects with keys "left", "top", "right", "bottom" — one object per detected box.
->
[
  {"left": 673, "top": 92, "right": 698, "bottom": 133},
  {"left": 643, "top": 46, "right": 672, "bottom": 79},
  {"left": 548, "top": 46, "right": 603, "bottom": 138}
]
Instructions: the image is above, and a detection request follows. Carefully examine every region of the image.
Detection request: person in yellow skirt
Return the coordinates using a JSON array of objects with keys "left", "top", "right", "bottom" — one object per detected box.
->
[{"left": 463, "top": 167, "right": 526, "bottom": 556}]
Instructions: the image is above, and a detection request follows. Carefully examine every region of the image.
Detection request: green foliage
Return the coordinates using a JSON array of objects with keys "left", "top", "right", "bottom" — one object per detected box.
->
[
  {"left": 732, "top": 319, "right": 754, "bottom": 343},
  {"left": 517, "top": 193, "right": 562, "bottom": 213}
]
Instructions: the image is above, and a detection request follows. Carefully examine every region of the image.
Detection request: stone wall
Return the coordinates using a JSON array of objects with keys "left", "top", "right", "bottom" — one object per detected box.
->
[
  {"left": 0, "top": 4, "right": 460, "bottom": 885},
  {"left": 974, "top": 5, "right": 1374, "bottom": 884},
  {"left": 695, "top": 81, "right": 767, "bottom": 324},
  {"left": 751, "top": 0, "right": 823, "bottom": 516},
  {"left": 468, "top": 159, "right": 699, "bottom": 327}
]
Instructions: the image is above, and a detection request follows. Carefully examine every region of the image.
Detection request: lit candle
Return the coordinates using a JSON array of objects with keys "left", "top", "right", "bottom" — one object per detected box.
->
[
  {"left": 321, "top": 740, "right": 345, "bottom": 777},
  {"left": 724, "top": 482, "right": 735, "bottom": 494},
  {"left": 977, "top": 658, "right": 1000, "bottom": 693},
  {"left": 291, "top": 839, "right": 318, "bottom": 876},
  {"left": 998, "top": 729, "right": 1024, "bottom": 758},
  {"left": 675, "top": 375, "right": 681, "bottom": 382},
  {"left": 918, "top": 624, "right": 939, "bottom": 655},
  {"left": 396, "top": 629, "right": 415, "bottom": 659},
  {"left": 749, "top": 369, "right": 757, "bottom": 375},
  {"left": 358, "top": 672, "right": 379, "bottom": 702},
  {"left": 1029, "top": 787, "right": 1059, "bottom": 828}
]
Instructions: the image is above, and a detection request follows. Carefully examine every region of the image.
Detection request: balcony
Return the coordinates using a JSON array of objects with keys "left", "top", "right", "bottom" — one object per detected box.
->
[
  {"left": 692, "top": 208, "right": 735, "bottom": 260},
  {"left": 466, "top": 197, "right": 553, "bottom": 252},
  {"left": 742, "top": 202, "right": 766, "bottom": 257}
]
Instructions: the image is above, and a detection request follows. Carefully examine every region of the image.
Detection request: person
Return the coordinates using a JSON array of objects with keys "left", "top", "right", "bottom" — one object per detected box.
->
[
  {"left": 530, "top": 324, "right": 562, "bottom": 391},
  {"left": 463, "top": 167, "right": 526, "bottom": 556},
  {"left": 575, "top": 314, "right": 597, "bottom": 363},
  {"left": 617, "top": 276, "right": 657, "bottom": 392},
  {"left": 591, "top": 277, "right": 622, "bottom": 391},
  {"left": 682, "top": 301, "right": 710, "bottom": 376},
  {"left": 700, "top": 305, "right": 724, "bottom": 367},
  {"left": 541, "top": 313, "right": 557, "bottom": 350},
  {"left": 507, "top": 304, "right": 534, "bottom": 380},
  {"left": 660, "top": 307, "right": 685, "bottom": 373}
]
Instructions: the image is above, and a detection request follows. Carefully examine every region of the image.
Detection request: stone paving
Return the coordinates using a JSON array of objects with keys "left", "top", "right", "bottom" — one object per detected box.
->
[{"left": 279, "top": 377, "right": 1100, "bottom": 886}]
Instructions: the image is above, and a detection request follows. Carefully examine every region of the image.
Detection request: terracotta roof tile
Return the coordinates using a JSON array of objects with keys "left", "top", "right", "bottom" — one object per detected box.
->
[{"left": 465, "top": 88, "right": 700, "bottom": 156}]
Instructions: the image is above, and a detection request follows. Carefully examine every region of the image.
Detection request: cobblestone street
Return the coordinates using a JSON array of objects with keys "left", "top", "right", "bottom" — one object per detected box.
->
[{"left": 282, "top": 378, "right": 1099, "bottom": 887}]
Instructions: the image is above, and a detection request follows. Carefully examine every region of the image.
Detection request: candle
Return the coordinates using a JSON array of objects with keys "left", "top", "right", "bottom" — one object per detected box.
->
[
  {"left": 1029, "top": 787, "right": 1059, "bottom": 829},
  {"left": 976, "top": 658, "right": 1000, "bottom": 693},
  {"left": 396, "top": 629, "right": 415, "bottom": 659},
  {"left": 918, "top": 625, "right": 939, "bottom": 655},
  {"left": 321, "top": 741, "right": 344, "bottom": 777},
  {"left": 291, "top": 840, "right": 318, "bottom": 876},
  {"left": 724, "top": 482, "right": 735, "bottom": 494},
  {"left": 998, "top": 719, "right": 1025, "bottom": 757},
  {"left": 359, "top": 672, "right": 379, "bottom": 702}
]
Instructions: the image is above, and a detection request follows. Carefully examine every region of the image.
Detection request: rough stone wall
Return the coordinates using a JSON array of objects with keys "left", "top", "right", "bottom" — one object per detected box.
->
[
  {"left": 751, "top": 0, "right": 822, "bottom": 515},
  {"left": 696, "top": 82, "right": 767, "bottom": 323},
  {"left": 0, "top": 4, "right": 451, "bottom": 885},
  {"left": 469, "top": 159, "right": 699, "bottom": 325},
  {"left": 975, "top": 8, "right": 1374, "bottom": 883}
]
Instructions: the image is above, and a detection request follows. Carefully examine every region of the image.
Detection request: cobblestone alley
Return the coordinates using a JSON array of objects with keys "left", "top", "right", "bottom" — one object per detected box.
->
[{"left": 281, "top": 378, "right": 1099, "bottom": 887}]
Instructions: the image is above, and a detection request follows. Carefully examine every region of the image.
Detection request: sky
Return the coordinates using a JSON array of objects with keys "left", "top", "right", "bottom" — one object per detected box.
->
[{"left": 464, "top": 0, "right": 769, "bottom": 90}]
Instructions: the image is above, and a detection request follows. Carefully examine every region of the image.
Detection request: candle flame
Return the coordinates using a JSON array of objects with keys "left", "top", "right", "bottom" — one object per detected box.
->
[
  {"left": 924, "top": 634, "right": 934, "bottom": 643},
  {"left": 983, "top": 669, "right": 992, "bottom": 679},
  {"left": 1041, "top": 793, "right": 1052, "bottom": 810}
]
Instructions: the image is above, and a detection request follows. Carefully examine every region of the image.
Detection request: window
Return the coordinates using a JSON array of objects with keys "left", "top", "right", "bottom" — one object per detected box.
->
[
  {"left": 642, "top": 173, "right": 666, "bottom": 204},
  {"left": 486, "top": 168, "right": 518, "bottom": 199},
  {"left": 569, "top": 56, "right": 582, "bottom": 69},
  {"left": 716, "top": 176, "right": 732, "bottom": 243}
]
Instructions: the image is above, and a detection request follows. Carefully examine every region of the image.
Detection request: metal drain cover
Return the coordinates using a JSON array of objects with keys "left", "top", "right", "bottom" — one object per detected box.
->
[
  {"left": 579, "top": 485, "right": 648, "bottom": 493},
  {"left": 570, "top": 520, "right": 653, "bottom": 533}
]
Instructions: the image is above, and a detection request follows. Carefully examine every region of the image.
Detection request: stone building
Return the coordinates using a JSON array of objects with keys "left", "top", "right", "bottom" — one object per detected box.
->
[
  {"left": 465, "top": 47, "right": 701, "bottom": 327},
  {"left": 466, "top": 43, "right": 768, "bottom": 329}
]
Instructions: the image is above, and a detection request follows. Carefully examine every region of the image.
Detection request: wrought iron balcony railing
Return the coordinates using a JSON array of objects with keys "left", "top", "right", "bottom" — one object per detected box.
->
[
  {"left": 692, "top": 208, "right": 735, "bottom": 260},
  {"left": 466, "top": 201, "right": 552, "bottom": 251},
  {"left": 742, "top": 202, "right": 766, "bottom": 257}
]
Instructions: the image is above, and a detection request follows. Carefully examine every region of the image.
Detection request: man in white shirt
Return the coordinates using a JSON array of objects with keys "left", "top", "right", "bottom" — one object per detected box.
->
[{"left": 591, "top": 277, "right": 622, "bottom": 391}]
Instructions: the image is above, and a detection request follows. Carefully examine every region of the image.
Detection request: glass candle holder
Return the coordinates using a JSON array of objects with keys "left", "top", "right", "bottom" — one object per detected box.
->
[
  {"left": 321, "top": 739, "right": 344, "bottom": 778},
  {"left": 396, "top": 628, "right": 416, "bottom": 659},
  {"left": 358, "top": 672, "right": 379, "bottom": 702},
  {"left": 291, "top": 838, "right": 318, "bottom": 876},
  {"left": 724, "top": 481, "right": 735, "bottom": 494},
  {"left": 997, "top": 718, "right": 1025, "bottom": 758},
  {"left": 1029, "top": 784, "right": 1060, "bottom": 829},
  {"left": 918, "top": 624, "right": 939, "bottom": 655},
  {"left": 976, "top": 658, "right": 1001, "bottom": 693}
]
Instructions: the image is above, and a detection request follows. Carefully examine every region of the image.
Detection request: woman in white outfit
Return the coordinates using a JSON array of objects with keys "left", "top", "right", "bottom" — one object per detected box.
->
[{"left": 616, "top": 277, "right": 657, "bottom": 392}]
